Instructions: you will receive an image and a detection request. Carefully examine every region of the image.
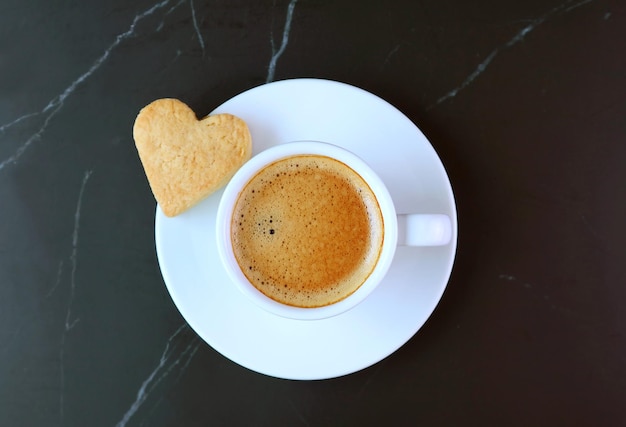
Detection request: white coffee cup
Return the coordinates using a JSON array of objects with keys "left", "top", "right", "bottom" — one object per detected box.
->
[{"left": 216, "top": 141, "right": 451, "bottom": 320}]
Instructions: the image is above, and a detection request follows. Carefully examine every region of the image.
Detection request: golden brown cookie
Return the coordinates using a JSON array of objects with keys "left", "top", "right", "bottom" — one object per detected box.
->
[{"left": 133, "top": 98, "right": 252, "bottom": 217}]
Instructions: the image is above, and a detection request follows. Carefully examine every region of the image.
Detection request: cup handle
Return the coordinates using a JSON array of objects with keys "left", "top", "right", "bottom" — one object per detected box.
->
[{"left": 397, "top": 214, "right": 452, "bottom": 246}]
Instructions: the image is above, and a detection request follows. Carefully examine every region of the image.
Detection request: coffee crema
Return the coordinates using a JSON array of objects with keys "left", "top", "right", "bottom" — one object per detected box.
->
[{"left": 231, "top": 154, "right": 384, "bottom": 308}]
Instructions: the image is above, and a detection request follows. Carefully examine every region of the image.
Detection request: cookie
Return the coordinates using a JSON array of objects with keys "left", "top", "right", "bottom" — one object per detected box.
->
[{"left": 133, "top": 98, "right": 252, "bottom": 217}]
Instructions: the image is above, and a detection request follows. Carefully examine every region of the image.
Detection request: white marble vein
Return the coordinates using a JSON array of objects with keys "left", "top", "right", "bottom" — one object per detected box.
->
[
  {"left": 499, "top": 274, "right": 532, "bottom": 288},
  {"left": 65, "top": 170, "right": 93, "bottom": 331},
  {"left": 46, "top": 260, "right": 65, "bottom": 299},
  {"left": 59, "top": 170, "right": 92, "bottom": 421},
  {"left": 175, "top": 338, "right": 201, "bottom": 381},
  {"left": 116, "top": 325, "right": 201, "bottom": 427},
  {"left": 430, "top": 49, "right": 499, "bottom": 108},
  {"left": 0, "top": 111, "right": 41, "bottom": 134},
  {"left": 287, "top": 399, "right": 311, "bottom": 426},
  {"left": 382, "top": 43, "right": 402, "bottom": 67},
  {"left": 189, "top": 0, "right": 206, "bottom": 55},
  {"left": 564, "top": 0, "right": 593, "bottom": 13},
  {"left": 266, "top": 0, "right": 298, "bottom": 83},
  {"left": 0, "top": 103, "right": 62, "bottom": 171},
  {"left": 429, "top": 0, "right": 595, "bottom": 109},
  {"left": 0, "top": 0, "right": 175, "bottom": 171},
  {"left": 156, "top": 0, "right": 186, "bottom": 31}
]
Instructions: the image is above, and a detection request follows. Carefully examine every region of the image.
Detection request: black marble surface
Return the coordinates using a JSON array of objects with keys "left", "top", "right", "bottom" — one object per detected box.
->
[{"left": 2, "top": 0, "right": 625, "bottom": 425}]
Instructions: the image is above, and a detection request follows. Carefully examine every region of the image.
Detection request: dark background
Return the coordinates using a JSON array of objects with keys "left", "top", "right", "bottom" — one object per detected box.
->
[{"left": 1, "top": 0, "right": 624, "bottom": 425}]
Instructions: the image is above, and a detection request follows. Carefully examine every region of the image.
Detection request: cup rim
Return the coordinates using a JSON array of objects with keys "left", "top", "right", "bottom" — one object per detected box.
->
[{"left": 216, "top": 141, "right": 398, "bottom": 320}]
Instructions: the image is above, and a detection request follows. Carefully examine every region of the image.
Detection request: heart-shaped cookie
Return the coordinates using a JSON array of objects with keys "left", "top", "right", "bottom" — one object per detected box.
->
[{"left": 133, "top": 98, "right": 252, "bottom": 217}]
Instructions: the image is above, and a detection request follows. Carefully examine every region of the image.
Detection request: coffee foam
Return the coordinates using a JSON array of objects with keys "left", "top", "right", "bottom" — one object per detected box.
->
[{"left": 231, "top": 155, "right": 384, "bottom": 308}]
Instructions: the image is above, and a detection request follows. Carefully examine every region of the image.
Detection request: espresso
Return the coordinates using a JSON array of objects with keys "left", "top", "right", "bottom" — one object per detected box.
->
[{"left": 231, "top": 154, "right": 384, "bottom": 308}]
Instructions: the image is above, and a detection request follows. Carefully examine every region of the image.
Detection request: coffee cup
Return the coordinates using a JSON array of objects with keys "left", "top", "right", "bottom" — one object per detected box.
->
[{"left": 216, "top": 141, "right": 451, "bottom": 320}]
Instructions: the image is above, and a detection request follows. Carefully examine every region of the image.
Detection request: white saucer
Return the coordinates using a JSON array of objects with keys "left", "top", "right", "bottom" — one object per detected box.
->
[{"left": 155, "top": 79, "right": 457, "bottom": 380}]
